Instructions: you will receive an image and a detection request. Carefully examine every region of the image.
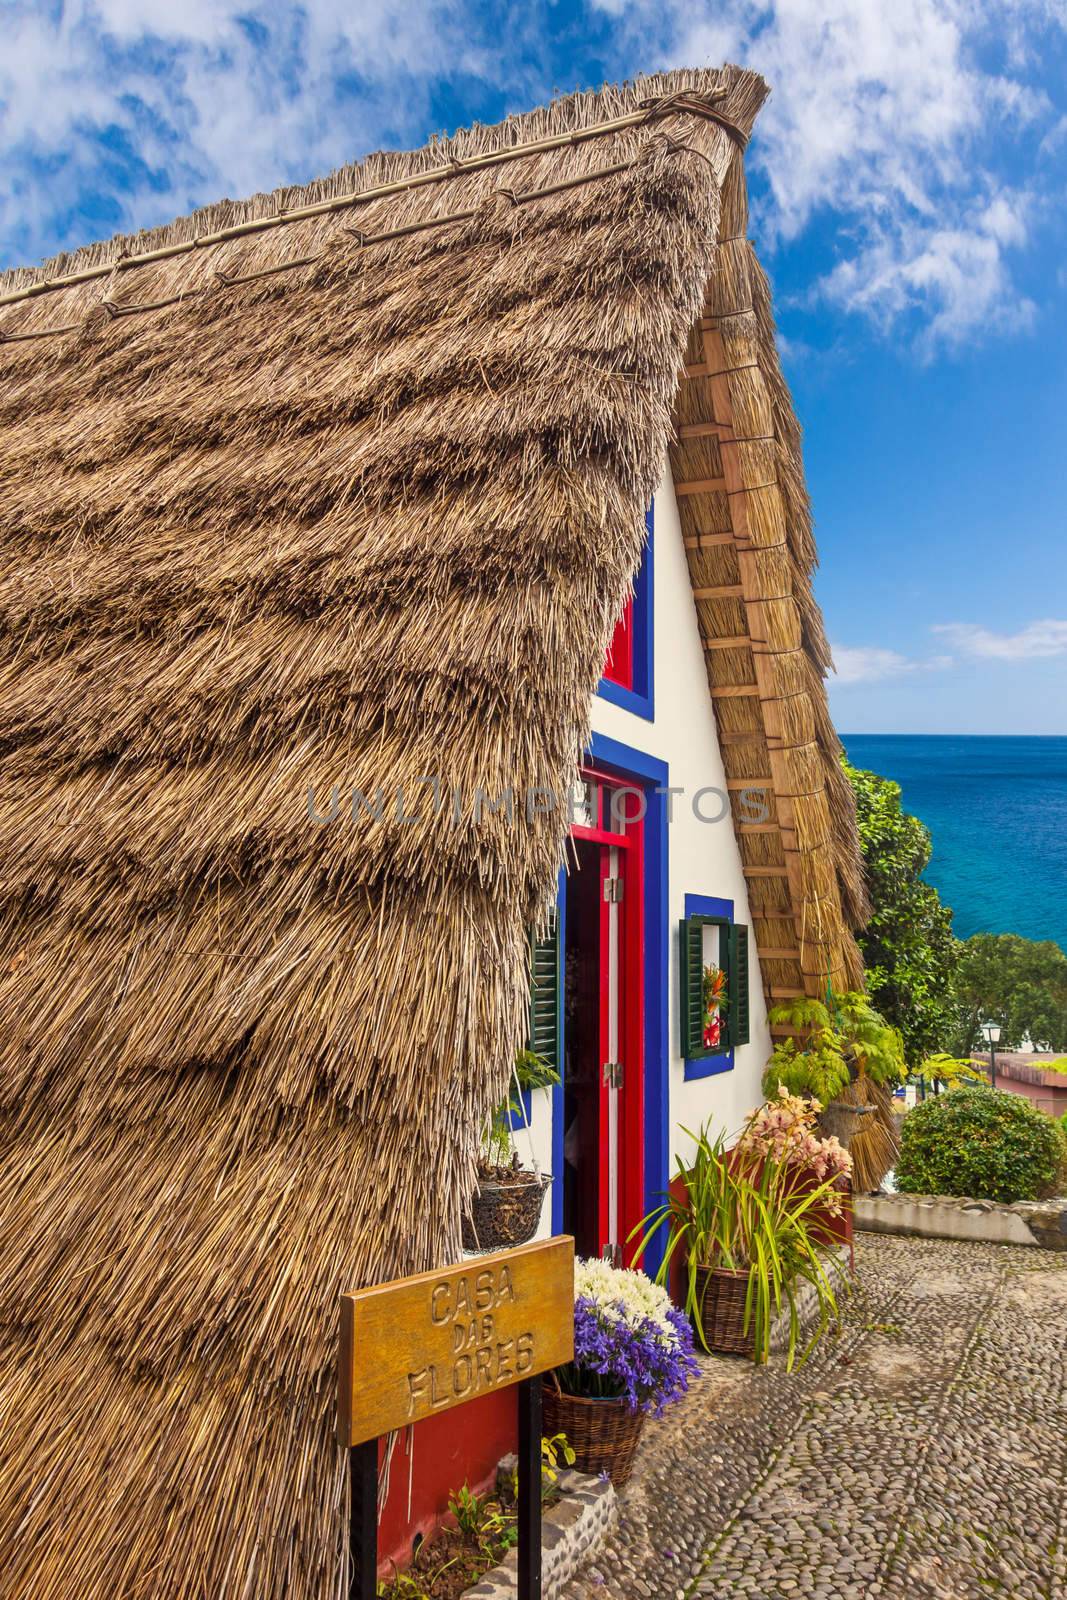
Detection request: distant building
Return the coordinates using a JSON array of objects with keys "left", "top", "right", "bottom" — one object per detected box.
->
[{"left": 974, "top": 1054, "right": 1067, "bottom": 1117}]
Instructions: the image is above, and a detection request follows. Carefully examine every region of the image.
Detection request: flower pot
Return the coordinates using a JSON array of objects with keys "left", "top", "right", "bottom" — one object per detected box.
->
[
  {"left": 541, "top": 1380, "right": 646, "bottom": 1487},
  {"left": 461, "top": 1171, "right": 550, "bottom": 1252},
  {"left": 694, "top": 1264, "right": 753, "bottom": 1357}
]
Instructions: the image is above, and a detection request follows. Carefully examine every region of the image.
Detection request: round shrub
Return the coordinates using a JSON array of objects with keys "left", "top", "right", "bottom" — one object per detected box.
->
[{"left": 895, "top": 1085, "right": 1062, "bottom": 1203}]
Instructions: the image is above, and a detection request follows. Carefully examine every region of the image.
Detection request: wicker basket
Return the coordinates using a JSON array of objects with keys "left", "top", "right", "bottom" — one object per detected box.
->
[
  {"left": 541, "top": 1380, "right": 646, "bottom": 1487},
  {"left": 694, "top": 1264, "right": 753, "bottom": 1357},
  {"left": 461, "top": 1172, "right": 550, "bottom": 1252}
]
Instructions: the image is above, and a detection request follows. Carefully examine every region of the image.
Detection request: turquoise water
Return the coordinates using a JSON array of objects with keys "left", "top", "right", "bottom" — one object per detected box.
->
[{"left": 840, "top": 735, "right": 1067, "bottom": 952}]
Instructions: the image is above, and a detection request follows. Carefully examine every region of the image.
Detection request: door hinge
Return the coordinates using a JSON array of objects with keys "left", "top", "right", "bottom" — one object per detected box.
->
[
  {"left": 601, "top": 1242, "right": 622, "bottom": 1266},
  {"left": 602, "top": 1060, "right": 623, "bottom": 1089},
  {"left": 603, "top": 876, "right": 623, "bottom": 903}
]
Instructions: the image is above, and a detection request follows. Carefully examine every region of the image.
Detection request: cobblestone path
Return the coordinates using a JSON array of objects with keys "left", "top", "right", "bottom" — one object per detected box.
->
[{"left": 560, "top": 1233, "right": 1067, "bottom": 1600}]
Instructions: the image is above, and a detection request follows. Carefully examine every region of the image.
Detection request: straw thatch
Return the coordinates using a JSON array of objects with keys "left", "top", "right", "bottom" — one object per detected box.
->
[
  {"left": 669, "top": 160, "right": 868, "bottom": 1010},
  {"left": 0, "top": 66, "right": 862, "bottom": 1599}
]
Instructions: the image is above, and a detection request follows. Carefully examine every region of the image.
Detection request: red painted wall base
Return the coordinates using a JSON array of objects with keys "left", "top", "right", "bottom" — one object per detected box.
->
[{"left": 376, "top": 1390, "right": 517, "bottom": 1578}]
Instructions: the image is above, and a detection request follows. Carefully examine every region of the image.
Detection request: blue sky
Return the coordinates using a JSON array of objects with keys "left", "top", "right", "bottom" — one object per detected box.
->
[{"left": 3, "top": 1, "right": 1066, "bottom": 734}]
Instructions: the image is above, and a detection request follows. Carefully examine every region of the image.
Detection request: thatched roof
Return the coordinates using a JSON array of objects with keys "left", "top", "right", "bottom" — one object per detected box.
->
[{"left": 0, "top": 67, "right": 863, "bottom": 1598}]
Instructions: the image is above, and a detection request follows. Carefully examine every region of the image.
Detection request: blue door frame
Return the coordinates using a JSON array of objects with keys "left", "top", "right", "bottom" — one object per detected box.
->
[{"left": 551, "top": 732, "right": 670, "bottom": 1275}]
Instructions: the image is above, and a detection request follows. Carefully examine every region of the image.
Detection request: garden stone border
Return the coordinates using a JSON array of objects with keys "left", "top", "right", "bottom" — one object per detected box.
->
[
  {"left": 855, "top": 1189, "right": 1067, "bottom": 1250},
  {"left": 461, "top": 1461, "right": 617, "bottom": 1599}
]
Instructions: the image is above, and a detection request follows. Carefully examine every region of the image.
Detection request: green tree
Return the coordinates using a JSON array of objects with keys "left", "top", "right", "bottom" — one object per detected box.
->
[
  {"left": 895, "top": 1084, "right": 1063, "bottom": 1203},
  {"left": 955, "top": 932, "right": 1067, "bottom": 1053},
  {"left": 844, "top": 761, "right": 959, "bottom": 1068}
]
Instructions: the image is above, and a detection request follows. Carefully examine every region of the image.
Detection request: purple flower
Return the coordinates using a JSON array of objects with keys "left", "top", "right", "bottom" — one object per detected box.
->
[{"left": 556, "top": 1294, "right": 700, "bottom": 1414}]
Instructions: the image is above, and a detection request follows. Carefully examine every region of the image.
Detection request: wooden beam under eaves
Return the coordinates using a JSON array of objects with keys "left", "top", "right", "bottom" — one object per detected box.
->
[
  {"left": 692, "top": 584, "right": 745, "bottom": 600},
  {"left": 686, "top": 532, "right": 738, "bottom": 551},
  {"left": 674, "top": 475, "right": 728, "bottom": 496}
]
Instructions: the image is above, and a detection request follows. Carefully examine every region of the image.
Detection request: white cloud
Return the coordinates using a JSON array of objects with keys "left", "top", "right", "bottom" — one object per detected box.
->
[
  {"left": 0, "top": 1, "right": 486, "bottom": 268},
  {"left": 831, "top": 644, "right": 954, "bottom": 685},
  {"left": 592, "top": 0, "right": 1066, "bottom": 350},
  {"left": 934, "top": 619, "right": 1067, "bottom": 659},
  {"left": 1, "top": 0, "right": 1065, "bottom": 354}
]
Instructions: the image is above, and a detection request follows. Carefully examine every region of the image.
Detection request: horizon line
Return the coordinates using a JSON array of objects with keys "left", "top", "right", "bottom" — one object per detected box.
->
[{"left": 838, "top": 731, "right": 1067, "bottom": 739}]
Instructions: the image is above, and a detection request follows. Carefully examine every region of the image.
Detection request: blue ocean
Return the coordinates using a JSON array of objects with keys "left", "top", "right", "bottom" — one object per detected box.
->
[{"left": 840, "top": 735, "right": 1067, "bottom": 953}]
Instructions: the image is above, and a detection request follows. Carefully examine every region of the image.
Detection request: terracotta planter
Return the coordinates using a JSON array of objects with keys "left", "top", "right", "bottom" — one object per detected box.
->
[
  {"left": 461, "top": 1171, "right": 550, "bottom": 1252},
  {"left": 694, "top": 1264, "right": 753, "bottom": 1357},
  {"left": 542, "top": 1381, "right": 646, "bottom": 1486}
]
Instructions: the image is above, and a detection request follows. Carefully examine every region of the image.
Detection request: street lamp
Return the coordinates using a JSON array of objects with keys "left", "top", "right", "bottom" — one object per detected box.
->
[{"left": 981, "top": 1020, "right": 1002, "bottom": 1089}]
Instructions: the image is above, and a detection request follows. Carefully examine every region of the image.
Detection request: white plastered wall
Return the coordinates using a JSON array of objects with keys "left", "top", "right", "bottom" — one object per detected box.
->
[
  {"left": 521, "top": 465, "right": 771, "bottom": 1212},
  {"left": 589, "top": 469, "right": 771, "bottom": 1166}
]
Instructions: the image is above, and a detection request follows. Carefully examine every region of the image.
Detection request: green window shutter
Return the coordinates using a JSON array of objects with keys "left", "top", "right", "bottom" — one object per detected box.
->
[
  {"left": 527, "top": 917, "right": 560, "bottom": 1072},
  {"left": 728, "top": 922, "right": 750, "bottom": 1048},
  {"left": 679, "top": 916, "right": 705, "bottom": 1057}
]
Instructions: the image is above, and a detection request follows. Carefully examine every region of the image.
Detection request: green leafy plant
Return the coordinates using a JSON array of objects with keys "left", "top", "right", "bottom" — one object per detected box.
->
[
  {"left": 447, "top": 1484, "right": 482, "bottom": 1541},
  {"left": 481, "top": 1048, "right": 561, "bottom": 1169},
  {"left": 541, "top": 1432, "right": 575, "bottom": 1486},
  {"left": 762, "top": 992, "right": 905, "bottom": 1103},
  {"left": 895, "top": 1085, "right": 1063, "bottom": 1203},
  {"left": 844, "top": 760, "right": 960, "bottom": 1067},
  {"left": 916, "top": 1053, "right": 987, "bottom": 1090},
  {"left": 503, "top": 1433, "right": 576, "bottom": 1504},
  {"left": 831, "top": 993, "right": 907, "bottom": 1086},
  {"left": 630, "top": 1118, "right": 850, "bottom": 1370},
  {"left": 445, "top": 1484, "right": 519, "bottom": 1562},
  {"left": 955, "top": 933, "right": 1067, "bottom": 1054},
  {"left": 377, "top": 1562, "right": 458, "bottom": 1600}
]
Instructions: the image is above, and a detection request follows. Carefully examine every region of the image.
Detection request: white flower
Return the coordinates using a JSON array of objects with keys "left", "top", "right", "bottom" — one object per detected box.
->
[{"left": 574, "top": 1257, "right": 679, "bottom": 1344}]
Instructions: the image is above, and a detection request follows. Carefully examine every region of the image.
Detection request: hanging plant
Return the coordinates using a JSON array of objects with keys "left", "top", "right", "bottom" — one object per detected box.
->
[
  {"left": 463, "top": 1048, "right": 560, "bottom": 1253},
  {"left": 762, "top": 992, "right": 905, "bottom": 1104}
]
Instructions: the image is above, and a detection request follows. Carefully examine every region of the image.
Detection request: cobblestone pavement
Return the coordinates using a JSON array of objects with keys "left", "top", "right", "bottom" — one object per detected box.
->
[{"left": 560, "top": 1233, "right": 1067, "bottom": 1600}]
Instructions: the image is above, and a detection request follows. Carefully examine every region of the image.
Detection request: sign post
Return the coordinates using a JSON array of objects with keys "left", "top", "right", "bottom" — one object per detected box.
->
[{"left": 338, "top": 1235, "right": 575, "bottom": 1600}]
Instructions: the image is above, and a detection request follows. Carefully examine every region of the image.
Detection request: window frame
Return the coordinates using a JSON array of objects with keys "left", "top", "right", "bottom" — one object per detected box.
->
[
  {"left": 681, "top": 893, "right": 736, "bottom": 1081},
  {"left": 597, "top": 504, "right": 654, "bottom": 721}
]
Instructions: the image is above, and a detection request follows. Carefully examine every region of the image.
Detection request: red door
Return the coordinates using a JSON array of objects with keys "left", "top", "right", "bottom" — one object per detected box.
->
[{"left": 564, "top": 772, "right": 644, "bottom": 1263}]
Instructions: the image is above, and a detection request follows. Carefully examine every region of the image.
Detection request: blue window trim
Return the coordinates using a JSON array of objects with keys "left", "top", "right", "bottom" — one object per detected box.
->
[
  {"left": 596, "top": 505, "right": 654, "bottom": 721},
  {"left": 505, "top": 1089, "right": 533, "bottom": 1131},
  {"left": 551, "top": 732, "right": 670, "bottom": 1278},
  {"left": 682, "top": 893, "right": 736, "bottom": 1082}
]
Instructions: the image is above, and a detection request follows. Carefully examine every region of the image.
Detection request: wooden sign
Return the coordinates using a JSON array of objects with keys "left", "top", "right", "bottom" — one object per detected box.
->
[{"left": 338, "top": 1235, "right": 574, "bottom": 1447}]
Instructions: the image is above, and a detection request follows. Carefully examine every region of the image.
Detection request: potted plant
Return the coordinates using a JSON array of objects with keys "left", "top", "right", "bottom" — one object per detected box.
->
[
  {"left": 631, "top": 1100, "right": 851, "bottom": 1368},
  {"left": 462, "top": 1048, "right": 559, "bottom": 1252},
  {"left": 543, "top": 1257, "right": 699, "bottom": 1486},
  {"left": 763, "top": 991, "right": 906, "bottom": 1189}
]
